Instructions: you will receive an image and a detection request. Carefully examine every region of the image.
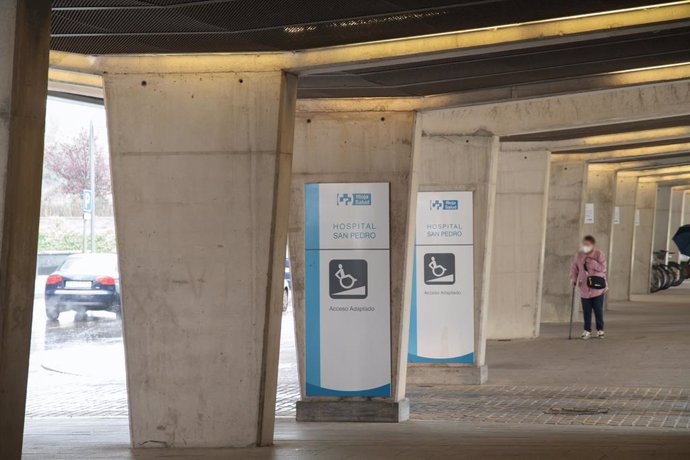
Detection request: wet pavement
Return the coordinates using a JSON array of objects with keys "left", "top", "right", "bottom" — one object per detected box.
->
[
  {"left": 25, "top": 276, "right": 298, "bottom": 418},
  {"left": 25, "top": 278, "right": 690, "bottom": 433}
]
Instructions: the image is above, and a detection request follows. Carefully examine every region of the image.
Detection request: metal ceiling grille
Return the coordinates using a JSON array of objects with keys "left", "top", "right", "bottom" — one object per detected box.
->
[
  {"left": 298, "top": 27, "right": 690, "bottom": 97},
  {"left": 50, "top": 1, "right": 666, "bottom": 54}
]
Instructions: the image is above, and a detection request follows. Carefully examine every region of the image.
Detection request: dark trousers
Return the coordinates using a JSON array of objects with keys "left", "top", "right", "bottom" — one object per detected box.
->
[{"left": 581, "top": 294, "right": 605, "bottom": 332}]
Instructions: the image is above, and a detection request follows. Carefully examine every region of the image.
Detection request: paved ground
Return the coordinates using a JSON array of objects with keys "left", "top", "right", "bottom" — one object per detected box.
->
[
  {"left": 26, "top": 277, "right": 297, "bottom": 418},
  {"left": 23, "top": 417, "right": 690, "bottom": 459},
  {"left": 25, "top": 277, "right": 690, "bottom": 456}
]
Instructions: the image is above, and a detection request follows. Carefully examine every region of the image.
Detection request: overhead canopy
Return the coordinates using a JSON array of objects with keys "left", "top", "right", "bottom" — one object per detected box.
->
[
  {"left": 50, "top": 1, "right": 690, "bottom": 98},
  {"left": 51, "top": 1, "right": 670, "bottom": 54}
]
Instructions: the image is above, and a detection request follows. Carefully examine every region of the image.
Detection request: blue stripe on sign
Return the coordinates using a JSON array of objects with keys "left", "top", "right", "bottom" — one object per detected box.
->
[
  {"left": 304, "top": 184, "right": 321, "bottom": 392},
  {"left": 408, "top": 246, "right": 418, "bottom": 357},
  {"left": 306, "top": 383, "right": 391, "bottom": 398},
  {"left": 408, "top": 352, "right": 474, "bottom": 364},
  {"left": 304, "top": 183, "right": 320, "bottom": 250}
]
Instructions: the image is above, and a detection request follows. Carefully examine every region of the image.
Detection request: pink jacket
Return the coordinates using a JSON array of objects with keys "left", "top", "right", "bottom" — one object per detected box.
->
[{"left": 570, "top": 248, "right": 607, "bottom": 299}]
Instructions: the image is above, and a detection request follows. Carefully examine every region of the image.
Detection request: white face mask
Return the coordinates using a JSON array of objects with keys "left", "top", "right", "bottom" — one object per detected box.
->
[{"left": 581, "top": 245, "right": 593, "bottom": 254}]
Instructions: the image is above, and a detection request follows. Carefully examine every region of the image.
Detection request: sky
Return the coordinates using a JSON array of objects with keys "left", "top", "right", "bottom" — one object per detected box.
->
[{"left": 45, "top": 96, "right": 109, "bottom": 153}]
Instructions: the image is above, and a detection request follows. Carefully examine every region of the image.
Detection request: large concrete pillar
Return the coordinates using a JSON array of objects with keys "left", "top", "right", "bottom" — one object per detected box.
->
[
  {"left": 487, "top": 150, "right": 550, "bottom": 339},
  {"left": 104, "top": 70, "right": 296, "bottom": 447},
  {"left": 683, "top": 191, "right": 690, "bottom": 225},
  {"left": 289, "top": 111, "right": 414, "bottom": 421},
  {"left": 653, "top": 186, "right": 672, "bottom": 260},
  {"left": 668, "top": 188, "right": 685, "bottom": 259},
  {"left": 0, "top": 1, "right": 50, "bottom": 459},
  {"left": 541, "top": 158, "right": 587, "bottom": 322},
  {"left": 630, "top": 182, "right": 658, "bottom": 296},
  {"left": 581, "top": 165, "right": 617, "bottom": 257},
  {"left": 608, "top": 175, "right": 638, "bottom": 302},
  {"left": 406, "top": 123, "right": 498, "bottom": 384}
]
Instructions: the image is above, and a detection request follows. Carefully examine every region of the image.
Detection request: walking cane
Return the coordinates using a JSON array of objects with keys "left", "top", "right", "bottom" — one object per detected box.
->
[{"left": 568, "top": 286, "right": 576, "bottom": 340}]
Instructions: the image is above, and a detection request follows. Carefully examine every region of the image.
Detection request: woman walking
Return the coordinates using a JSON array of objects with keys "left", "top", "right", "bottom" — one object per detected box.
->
[{"left": 570, "top": 235, "right": 607, "bottom": 339}]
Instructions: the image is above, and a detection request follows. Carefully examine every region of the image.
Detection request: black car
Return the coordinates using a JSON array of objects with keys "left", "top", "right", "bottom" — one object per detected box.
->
[{"left": 45, "top": 253, "right": 121, "bottom": 321}]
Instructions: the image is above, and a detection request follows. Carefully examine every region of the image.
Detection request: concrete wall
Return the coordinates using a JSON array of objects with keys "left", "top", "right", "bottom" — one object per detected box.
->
[
  {"left": 542, "top": 158, "right": 587, "bottom": 322},
  {"left": 288, "top": 111, "right": 415, "bottom": 401},
  {"left": 668, "top": 189, "right": 685, "bottom": 259},
  {"left": 0, "top": 1, "right": 51, "bottom": 458},
  {"left": 630, "top": 182, "right": 657, "bottom": 296},
  {"left": 653, "top": 186, "right": 672, "bottom": 257},
  {"left": 407, "top": 126, "right": 498, "bottom": 382},
  {"left": 608, "top": 175, "right": 638, "bottom": 302},
  {"left": 581, "top": 165, "right": 616, "bottom": 258},
  {"left": 488, "top": 150, "right": 550, "bottom": 339},
  {"left": 684, "top": 192, "right": 690, "bottom": 225},
  {"left": 104, "top": 71, "right": 296, "bottom": 447}
]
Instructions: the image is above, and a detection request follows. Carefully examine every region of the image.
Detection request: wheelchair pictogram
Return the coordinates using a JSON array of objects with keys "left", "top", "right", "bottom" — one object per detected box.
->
[
  {"left": 334, "top": 263, "right": 357, "bottom": 289},
  {"left": 428, "top": 256, "right": 447, "bottom": 278},
  {"left": 423, "top": 253, "right": 455, "bottom": 285},
  {"left": 329, "top": 259, "right": 368, "bottom": 299}
]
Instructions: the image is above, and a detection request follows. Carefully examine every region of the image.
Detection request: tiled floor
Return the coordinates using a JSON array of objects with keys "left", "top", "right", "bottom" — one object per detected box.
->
[{"left": 23, "top": 298, "right": 690, "bottom": 457}]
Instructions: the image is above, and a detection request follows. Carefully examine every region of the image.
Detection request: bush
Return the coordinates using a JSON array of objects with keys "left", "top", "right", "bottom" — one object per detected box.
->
[{"left": 38, "top": 230, "right": 117, "bottom": 253}]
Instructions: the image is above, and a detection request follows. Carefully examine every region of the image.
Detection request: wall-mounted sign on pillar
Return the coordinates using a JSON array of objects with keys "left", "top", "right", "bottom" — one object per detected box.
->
[
  {"left": 409, "top": 191, "right": 474, "bottom": 363},
  {"left": 304, "top": 183, "right": 391, "bottom": 396},
  {"left": 584, "top": 203, "right": 595, "bottom": 224}
]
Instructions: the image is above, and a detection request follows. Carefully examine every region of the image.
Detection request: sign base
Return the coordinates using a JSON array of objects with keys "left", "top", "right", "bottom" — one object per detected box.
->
[{"left": 296, "top": 398, "right": 409, "bottom": 423}]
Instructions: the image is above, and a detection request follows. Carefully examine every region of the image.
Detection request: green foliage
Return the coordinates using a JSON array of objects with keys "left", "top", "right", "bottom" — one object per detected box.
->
[{"left": 38, "top": 230, "right": 117, "bottom": 253}]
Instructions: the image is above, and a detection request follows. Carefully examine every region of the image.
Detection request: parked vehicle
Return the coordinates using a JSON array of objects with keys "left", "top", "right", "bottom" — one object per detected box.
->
[
  {"left": 651, "top": 250, "right": 685, "bottom": 292},
  {"left": 45, "top": 253, "right": 120, "bottom": 321}
]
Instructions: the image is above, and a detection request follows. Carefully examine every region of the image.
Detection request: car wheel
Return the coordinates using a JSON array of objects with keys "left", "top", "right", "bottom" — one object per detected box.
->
[
  {"left": 45, "top": 305, "right": 60, "bottom": 321},
  {"left": 282, "top": 287, "right": 289, "bottom": 313},
  {"left": 113, "top": 305, "right": 122, "bottom": 320}
]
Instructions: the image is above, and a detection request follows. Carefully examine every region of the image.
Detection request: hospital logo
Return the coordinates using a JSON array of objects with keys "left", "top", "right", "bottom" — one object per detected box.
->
[
  {"left": 337, "top": 193, "right": 372, "bottom": 206},
  {"left": 423, "top": 253, "right": 455, "bottom": 285},
  {"left": 329, "top": 259, "right": 368, "bottom": 299},
  {"left": 430, "top": 199, "right": 458, "bottom": 211}
]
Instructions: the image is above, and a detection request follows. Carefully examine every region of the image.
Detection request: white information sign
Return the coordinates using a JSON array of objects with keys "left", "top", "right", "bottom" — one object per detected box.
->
[
  {"left": 409, "top": 191, "right": 474, "bottom": 363},
  {"left": 304, "top": 183, "right": 391, "bottom": 397},
  {"left": 584, "top": 203, "right": 595, "bottom": 224},
  {"left": 613, "top": 206, "right": 621, "bottom": 225}
]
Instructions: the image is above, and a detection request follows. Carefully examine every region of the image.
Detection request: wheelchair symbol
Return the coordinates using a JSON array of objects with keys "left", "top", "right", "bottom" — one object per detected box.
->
[
  {"left": 334, "top": 263, "right": 357, "bottom": 289},
  {"left": 329, "top": 259, "right": 368, "bottom": 299},
  {"left": 428, "top": 256, "right": 447, "bottom": 278},
  {"left": 423, "top": 253, "right": 455, "bottom": 285}
]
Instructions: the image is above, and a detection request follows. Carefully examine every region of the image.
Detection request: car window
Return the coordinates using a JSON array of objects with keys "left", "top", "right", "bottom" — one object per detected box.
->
[{"left": 60, "top": 254, "right": 119, "bottom": 274}]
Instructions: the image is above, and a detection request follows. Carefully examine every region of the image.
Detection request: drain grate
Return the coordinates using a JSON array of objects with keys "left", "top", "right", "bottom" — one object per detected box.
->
[{"left": 546, "top": 407, "right": 610, "bottom": 415}]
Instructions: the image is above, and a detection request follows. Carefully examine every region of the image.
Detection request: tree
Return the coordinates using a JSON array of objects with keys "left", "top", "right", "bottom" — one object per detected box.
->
[{"left": 44, "top": 128, "right": 111, "bottom": 197}]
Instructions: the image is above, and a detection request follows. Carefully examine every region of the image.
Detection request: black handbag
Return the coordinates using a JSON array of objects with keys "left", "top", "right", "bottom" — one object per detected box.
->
[{"left": 584, "top": 262, "right": 607, "bottom": 289}]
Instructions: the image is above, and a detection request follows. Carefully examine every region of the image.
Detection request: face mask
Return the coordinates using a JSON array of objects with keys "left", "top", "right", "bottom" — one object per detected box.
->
[{"left": 581, "top": 245, "right": 593, "bottom": 254}]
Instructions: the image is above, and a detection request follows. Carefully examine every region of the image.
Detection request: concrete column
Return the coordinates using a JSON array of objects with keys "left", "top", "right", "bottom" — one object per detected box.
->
[
  {"left": 103, "top": 71, "right": 296, "bottom": 447},
  {"left": 0, "top": 1, "right": 50, "bottom": 459},
  {"left": 630, "top": 182, "right": 657, "bottom": 296},
  {"left": 541, "top": 158, "right": 587, "bottom": 322},
  {"left": 653, "top": 186, "right": 672, "bottom": 260},
  {"left": 581, "top": 165, "right": 617, "bottom": 257},
  {"left": 289, "top": 111, "right": 414, "bottom": 421},
  {"left": 670, "top": 188, "right": 688, "bottom": 230},
  {"left": 668, "top": 189, "right": 685, "bottom": 259},
  {"left": 406, "top": 126, "right": 498, "bottom": 384},
  {"left": 608, "top": 175, "right": 638, "bottom": 302},
  {"left": 683, "top": 192, "right": 690, "bottom": 225},
  {"left": 487, "top": 150, "right": 550, "bottom": 339}
]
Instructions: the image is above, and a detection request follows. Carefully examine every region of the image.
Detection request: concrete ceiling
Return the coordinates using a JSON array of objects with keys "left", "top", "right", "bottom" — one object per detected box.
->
[
  {"left": 48, "top": 2, "right": 690, "bottom": 99},
  {"left": 46, "top": 3, "right": 690, "bottom": 167},
  {"left": 50, "top": 1, "right": 670, "bottom": 54}
]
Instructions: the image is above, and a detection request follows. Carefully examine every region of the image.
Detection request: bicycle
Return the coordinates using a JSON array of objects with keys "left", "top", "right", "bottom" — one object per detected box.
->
[{"left": 651, "top": 250, "right": 684, "bottom": 292}]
